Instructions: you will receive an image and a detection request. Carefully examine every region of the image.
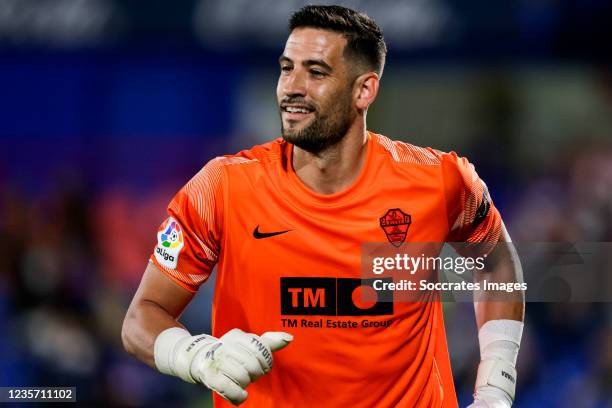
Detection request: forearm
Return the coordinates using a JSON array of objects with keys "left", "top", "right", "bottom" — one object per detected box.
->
[
  {"left": 468, "top": 228, "right": 525, "bottom": 407},
  {"left": 121, "top": 299, "right": 185, "bottom": 368},
  {"left": 474, "top": 229, "right": 525, "bottom": 328},
  {"left": 474, "top": 299, "right": 523, "bottom": 329}
]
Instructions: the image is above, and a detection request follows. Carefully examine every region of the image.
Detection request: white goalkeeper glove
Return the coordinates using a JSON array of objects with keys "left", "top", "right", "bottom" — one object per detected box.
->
[
  {"left": 154, "top": 327, "right": 293, "bottom": 406},
  {"left": 467, "top": 319, "right": 523, "bottom": 408}
]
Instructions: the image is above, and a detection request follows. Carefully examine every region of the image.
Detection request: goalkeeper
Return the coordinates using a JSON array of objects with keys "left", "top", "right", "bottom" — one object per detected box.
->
[{"left": 122, "top": 4, "right": 524, "bottom": 407}]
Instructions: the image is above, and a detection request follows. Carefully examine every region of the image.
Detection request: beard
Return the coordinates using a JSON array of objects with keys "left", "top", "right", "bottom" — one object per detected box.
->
[{"left": 280, "top": 89, "right": 355, "bottom": 154}]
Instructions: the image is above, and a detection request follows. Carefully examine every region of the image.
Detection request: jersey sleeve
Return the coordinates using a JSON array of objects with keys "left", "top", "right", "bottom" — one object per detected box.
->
[
  {"left": 442, "top": 152, "right": 502, "bottom": 251},
  {"left": 149, "top": 158, "right": 225, "bottom": 292}
]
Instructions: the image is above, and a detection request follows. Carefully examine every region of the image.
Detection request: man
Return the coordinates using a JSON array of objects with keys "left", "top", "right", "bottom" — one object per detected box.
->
[{"left": 122, "top": 5, "right": 524, "bottom": 408}]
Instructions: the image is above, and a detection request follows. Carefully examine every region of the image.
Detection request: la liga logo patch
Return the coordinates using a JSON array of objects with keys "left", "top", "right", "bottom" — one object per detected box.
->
[
  {"left": 161, "top": 218, "right": 183, "bottom": 249},
  {"left": 155, "top": 217, "right": 184, "bottom": 269}
]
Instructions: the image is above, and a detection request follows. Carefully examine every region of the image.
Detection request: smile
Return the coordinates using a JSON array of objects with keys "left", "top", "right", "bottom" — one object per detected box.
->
[
  {"left": 282, "top": 105, "right": 315, "bottom": 121},
  {"left": 284, "top": 106, "right": 311, "bottom": 114}
]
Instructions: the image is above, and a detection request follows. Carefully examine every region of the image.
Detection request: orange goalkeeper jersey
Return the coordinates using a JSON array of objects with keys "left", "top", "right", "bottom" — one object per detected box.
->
[{"left": 150, "top": 132, "right": 502, "bottom": 408}]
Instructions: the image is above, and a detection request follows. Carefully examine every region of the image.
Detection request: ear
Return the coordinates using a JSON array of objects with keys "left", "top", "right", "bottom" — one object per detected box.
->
[{"left": 353, "top": 72, "right": 380, "bottom": 111}]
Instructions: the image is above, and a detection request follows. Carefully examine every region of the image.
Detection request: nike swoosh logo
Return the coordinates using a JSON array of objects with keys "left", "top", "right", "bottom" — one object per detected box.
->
[{"left": 253, "top": 225, "right": 292, "bottom": 239}]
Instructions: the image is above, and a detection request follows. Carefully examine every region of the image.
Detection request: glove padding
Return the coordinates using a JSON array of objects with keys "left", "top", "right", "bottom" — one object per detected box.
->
[
  {"left": 190, "top": 329, "right": 292, "bottom": 405},
  {"left": 467, "top": 384, "right": 513, "bottom": 408},
  {"left": 467, "top": 386, "right": 512, "bottom": 408},
  {"left": 467, "top": 358, "right": 515, "bottom": 408},
  {"left": 468, "top": 319, "right": 523, "bottom": 408},
  {"left": 467, "top": 399, "right": 508, "bottom": 408}
]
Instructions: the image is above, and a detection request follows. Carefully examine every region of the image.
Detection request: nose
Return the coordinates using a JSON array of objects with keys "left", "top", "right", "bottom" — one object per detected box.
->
[{"left": 281, "top": 69, "right": 307, "bottom": 98}]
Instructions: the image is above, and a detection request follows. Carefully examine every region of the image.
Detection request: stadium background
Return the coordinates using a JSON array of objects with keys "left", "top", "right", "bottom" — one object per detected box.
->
[{"left": 1, "top": 0, "right": 611, "bottom": 406}]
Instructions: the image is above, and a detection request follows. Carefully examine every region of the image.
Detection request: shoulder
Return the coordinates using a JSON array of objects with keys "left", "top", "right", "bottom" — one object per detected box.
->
[
  {"left": 225, "top": 138, "right": 285, "bottom": 166},
  {"left": 371, "top": 132, "right": 480, "bottom": 191},
  {"left": 190, "top": 138, "right": 284, "bottom": 181},
  {"left": 372, "top": 132, "right": 466, "bottom": 168}
]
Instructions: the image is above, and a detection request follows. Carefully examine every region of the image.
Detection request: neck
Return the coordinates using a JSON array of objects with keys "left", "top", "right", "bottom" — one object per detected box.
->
[{"left": 291, "top": 118, "right": 368, "bottom": 195}]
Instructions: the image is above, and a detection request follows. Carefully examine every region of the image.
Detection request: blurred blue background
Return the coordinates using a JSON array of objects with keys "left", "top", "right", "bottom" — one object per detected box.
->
[{"left": 1, "top": 0, "right": 611, "bottom": 406}]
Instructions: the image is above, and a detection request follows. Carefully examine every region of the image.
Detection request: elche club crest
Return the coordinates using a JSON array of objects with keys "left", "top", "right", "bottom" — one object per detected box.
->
[{"left": 379, "top": 208, "right": 412, "bottom": 247}]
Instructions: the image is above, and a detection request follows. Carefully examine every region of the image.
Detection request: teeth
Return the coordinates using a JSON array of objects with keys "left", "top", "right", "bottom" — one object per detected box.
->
[{"left": 286, "top": 107, "right": 310, "bottom": 114}]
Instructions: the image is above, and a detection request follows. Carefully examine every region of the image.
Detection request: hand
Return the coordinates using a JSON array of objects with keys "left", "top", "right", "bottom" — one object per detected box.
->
[
  {"left": 467, "top": 401, "right": 490, "bottom": 408},
  {"left": 189, "top": 329, "right": 292, "bottom": 405},
  {"left": 467, "top": 385, "right": 513, "bottom": 408},
  {"left": 469, "top": 319, "right": 524, "bottom": 408},
  {"left": 155, "top": 327, "right": 292, "bottom": 406}
]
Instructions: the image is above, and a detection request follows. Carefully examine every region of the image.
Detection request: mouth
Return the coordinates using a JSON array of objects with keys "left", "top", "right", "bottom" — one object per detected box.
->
[{"left": 281, "top": 104, "right": 315, "bottom": 122}]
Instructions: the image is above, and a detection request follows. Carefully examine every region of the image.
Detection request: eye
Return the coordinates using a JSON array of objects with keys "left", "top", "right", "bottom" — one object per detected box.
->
[
  {"left": 310, "top": 70, "right": 325, "bottom": 78},
  {"left": 280, "top": 65, "right": 293, "bottom": 74}
]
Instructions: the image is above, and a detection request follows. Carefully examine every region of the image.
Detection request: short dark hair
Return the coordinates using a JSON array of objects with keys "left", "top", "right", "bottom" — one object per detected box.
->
[{"left": 288, "top": 5, "right": 387, "bottom": 76}]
